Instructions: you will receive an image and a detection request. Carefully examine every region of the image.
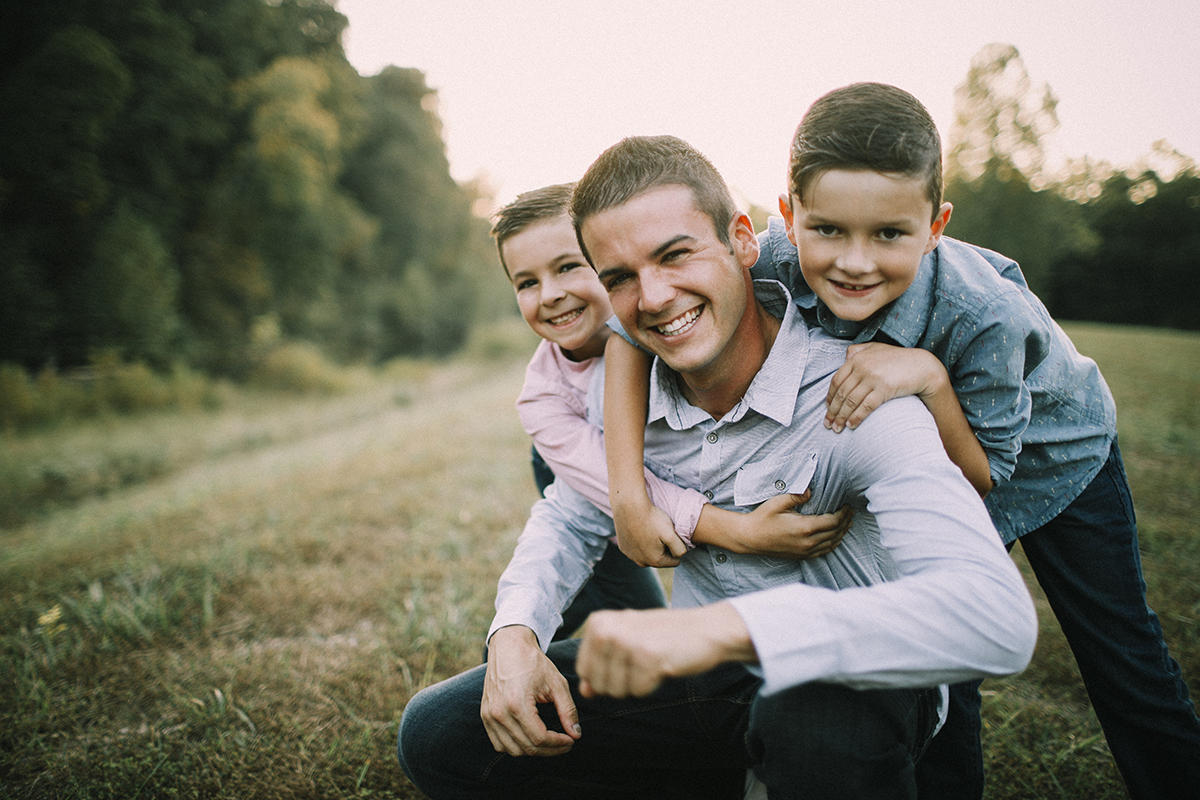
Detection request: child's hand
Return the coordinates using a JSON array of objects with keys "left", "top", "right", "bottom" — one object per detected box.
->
[
  {"left": 612, "top": 495, "right": 688, "bottom": 568},
  {"left": 726, "top": 490, "right": 852, "bottom": 560},
  {"left": 825, "top": 343, "right": 943, "bottom": 433}
]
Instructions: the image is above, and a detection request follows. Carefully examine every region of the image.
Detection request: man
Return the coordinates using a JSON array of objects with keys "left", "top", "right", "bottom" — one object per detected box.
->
[{"left": 397, "top": 135, "right": 1037, "bottom": 800}]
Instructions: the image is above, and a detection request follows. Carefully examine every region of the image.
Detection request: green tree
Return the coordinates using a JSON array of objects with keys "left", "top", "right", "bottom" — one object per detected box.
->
[{"left": 944, "top": 44, "right": 1096, "bottom": 301}]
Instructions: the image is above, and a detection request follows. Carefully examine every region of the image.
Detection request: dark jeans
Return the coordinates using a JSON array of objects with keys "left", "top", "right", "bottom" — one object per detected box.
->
[
  {"left": 531, "top": 446, "right": 666, "bottom": 641},
  {"left": 399, "top": 638, "right": 940, "bottom": 800},
  {"left": 915, "top": 440, "right": 1200, "bottom": 800}
]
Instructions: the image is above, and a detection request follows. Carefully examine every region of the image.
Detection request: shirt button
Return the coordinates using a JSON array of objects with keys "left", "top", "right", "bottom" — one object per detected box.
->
[
  {"left": 715, "top": 552, "right": 728, "bottom": 564},
  {"left": 706, "top": 432, "right": 718, "bottom": 444},
  {"left": 704, "top": 490, "right": 714, "bottom": 500}
]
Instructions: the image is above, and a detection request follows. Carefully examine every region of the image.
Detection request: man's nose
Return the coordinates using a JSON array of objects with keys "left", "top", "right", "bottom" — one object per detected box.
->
[{"left": 637, "top": 268, "right": 675, "bottom": 313}]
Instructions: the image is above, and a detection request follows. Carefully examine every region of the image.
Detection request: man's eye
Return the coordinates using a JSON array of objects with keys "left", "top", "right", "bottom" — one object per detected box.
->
[
  {"left": 605, "top": 273, "right": 632, "bottom": 291},
  {"left": 662, "top": 248, "right": 688, "bottom": 263}
]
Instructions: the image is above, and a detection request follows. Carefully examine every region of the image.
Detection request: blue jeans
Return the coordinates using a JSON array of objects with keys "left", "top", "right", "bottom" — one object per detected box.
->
[
  {"left": 531, "top": 446, "right": 666, "bottom": 641},
  {"left": 398, "top": 638, "right": 940, "bottom": 800},
  {"left": 915, "top": 440, "right": 1200, "bottom": 799}
]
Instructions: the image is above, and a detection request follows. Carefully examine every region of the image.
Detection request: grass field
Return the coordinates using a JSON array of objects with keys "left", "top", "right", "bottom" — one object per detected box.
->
[{"left": 2, "top": 319, "right": 1197, "bottom": 799}]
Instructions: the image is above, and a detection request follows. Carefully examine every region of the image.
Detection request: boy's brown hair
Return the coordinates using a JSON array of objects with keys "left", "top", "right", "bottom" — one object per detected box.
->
[
  {"left": 790, "top": 82, "right": 944, "bottom": 221},
  {"left": 571, "top": 135, "right": 739, "bottom": 263},
  {"left": 491, "top": 183, "right": 575, "bottom": 277}
]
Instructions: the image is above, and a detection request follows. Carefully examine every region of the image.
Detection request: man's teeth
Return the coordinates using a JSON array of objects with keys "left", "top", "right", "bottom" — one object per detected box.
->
[
  {"left": 549, "top": 308, "right": 583, "bottom": 326},
  {"left": 657, "top": 308, "right": 700, "bottom": 336}
]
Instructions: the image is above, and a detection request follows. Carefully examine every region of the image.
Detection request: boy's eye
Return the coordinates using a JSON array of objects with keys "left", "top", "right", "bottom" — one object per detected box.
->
[
  {"left": 559, "top": 261, "right": 584, "bottom": 274},
  {"left": 878, "top": 228, "right": 904, "bottom": 242},
  {"left": 814, "top": 225, "right": 839, "bottom": 237},
  {"left": 516, "top": 278, "right": 537, "bottom": 291}
]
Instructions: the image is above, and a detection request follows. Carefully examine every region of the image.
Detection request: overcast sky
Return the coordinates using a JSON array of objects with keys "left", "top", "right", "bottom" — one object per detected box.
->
[{"left": 336, "top": 0, "right": 1199, "bottom": 211}]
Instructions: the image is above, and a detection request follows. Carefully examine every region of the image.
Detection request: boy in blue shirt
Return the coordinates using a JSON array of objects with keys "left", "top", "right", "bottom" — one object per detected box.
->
[{"left": 603, "top": 83, "right": 1200, "bottom": 799}]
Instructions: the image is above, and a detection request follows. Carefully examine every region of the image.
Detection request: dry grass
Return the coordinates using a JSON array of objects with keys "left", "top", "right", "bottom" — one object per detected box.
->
[{"left": 1, "top": 320, "right": 1197, "bottom": 799}]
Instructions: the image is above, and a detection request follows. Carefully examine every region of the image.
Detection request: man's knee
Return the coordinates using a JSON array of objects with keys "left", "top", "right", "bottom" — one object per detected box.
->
[
  {"left": 749, "top": 683, "right": 937, "bottom": 798},
  {"left": 397, "top": 669, "right": 489, "bottom": 792}
]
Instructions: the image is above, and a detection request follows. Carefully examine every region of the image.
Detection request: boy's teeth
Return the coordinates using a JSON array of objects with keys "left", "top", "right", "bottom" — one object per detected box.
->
[
  {"left": 657, "top": 307, "right": 700, "bottom": 336},
  {"left": 549, "top": 309, "right": 583, "bottom": 325}
]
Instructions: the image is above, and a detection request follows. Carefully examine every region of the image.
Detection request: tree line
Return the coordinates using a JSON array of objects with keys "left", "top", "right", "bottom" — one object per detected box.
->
[
  {"left": 1, "top": 24, "right": 1196, "bottom": 385},
  {"left": 942, "top": 44, "right": 1199, "bottom": 331},
  {"left": 1, "top": 0, "right": 499, "bottom": 377}
]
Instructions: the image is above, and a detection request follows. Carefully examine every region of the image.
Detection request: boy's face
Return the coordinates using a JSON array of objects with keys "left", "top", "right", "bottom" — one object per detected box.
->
[
  {"left": 583, "top": 184, "right": 759, "bottom": 380},
  {"left": 781, "top": 169, "right": 951, "bottom": 322},
  {"left": 504, "top": 214, "right": 613, "bottom": 361}
]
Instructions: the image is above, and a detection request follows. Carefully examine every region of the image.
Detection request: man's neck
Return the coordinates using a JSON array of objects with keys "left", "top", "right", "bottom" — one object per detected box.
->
[{"left": 679, "top": 299, "right": 781, "bottom": 419}]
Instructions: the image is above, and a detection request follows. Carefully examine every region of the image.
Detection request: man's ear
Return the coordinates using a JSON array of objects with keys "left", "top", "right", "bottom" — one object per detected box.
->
[
  {"left": 925, "top": 203, "right": 953, "bottom": 254},
  {"left": 731, "top": 211, "right": 759, "bottom": 268},
  {"left": 778, "top": 194, "right": 798, "bottom": 246}
]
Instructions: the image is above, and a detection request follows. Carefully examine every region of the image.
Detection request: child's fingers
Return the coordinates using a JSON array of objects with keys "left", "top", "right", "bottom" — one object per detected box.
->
[{"left": 662, "top": 533, "right": 688, "bottom": 559}]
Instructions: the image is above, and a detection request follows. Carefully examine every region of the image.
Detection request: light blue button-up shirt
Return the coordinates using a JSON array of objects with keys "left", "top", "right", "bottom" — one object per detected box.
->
[
  {"left": 491, "top": 281, "right": 1036, "bottom": 698},
  {"left": 753, "top": 218, "right": 1117, "bottom": 543}
]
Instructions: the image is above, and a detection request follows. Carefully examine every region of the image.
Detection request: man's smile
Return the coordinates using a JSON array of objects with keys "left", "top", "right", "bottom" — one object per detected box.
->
[{"left": 654, "top": 306, "right": 702, "bottom": 337}]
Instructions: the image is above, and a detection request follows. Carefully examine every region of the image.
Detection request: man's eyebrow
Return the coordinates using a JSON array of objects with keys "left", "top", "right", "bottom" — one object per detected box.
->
[
  {"left": 651, "top": 234, "right": 694, "bottom": 259},
  {"left": 596, "top": 234, "right": 695, "bottom": 283},
  {"left": 596, "top": 265, "right": 628, "bottom": 283}
]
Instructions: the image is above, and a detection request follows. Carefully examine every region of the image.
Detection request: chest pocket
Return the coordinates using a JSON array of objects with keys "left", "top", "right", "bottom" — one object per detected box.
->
[{"left": 733, "top": 451, "right": 818, "bottom": 507}]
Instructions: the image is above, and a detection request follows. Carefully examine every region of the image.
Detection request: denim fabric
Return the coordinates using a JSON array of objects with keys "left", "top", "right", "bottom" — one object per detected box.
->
[
  {"left": 914, "top": 442, "right": 1200, "bottom": 799},
  {"left": 398, "top": 638, "right": 940, "bottom": 800},
  {"left": 531, "top": 446, "right": 666, "bottom": 641},
  {"left": 752, "top": 219, "right": 1117, "bottom": 544}
]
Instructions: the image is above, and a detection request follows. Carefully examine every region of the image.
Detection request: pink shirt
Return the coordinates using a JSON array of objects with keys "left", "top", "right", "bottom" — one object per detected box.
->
[{"left": 516, "top": 339, "right": 705, "bottom": 545}]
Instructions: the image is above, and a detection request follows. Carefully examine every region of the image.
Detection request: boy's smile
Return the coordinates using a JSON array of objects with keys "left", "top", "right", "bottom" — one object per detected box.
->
[
  {"left": 782, "top": 169, "right": 951, "bottom": 323},
  {"left": 504, "top": 215, "right": 613, "bottom": 361}
]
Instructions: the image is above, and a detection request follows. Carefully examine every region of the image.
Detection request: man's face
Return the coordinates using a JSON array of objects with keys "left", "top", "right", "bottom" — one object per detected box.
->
[
  {"left": 782, "top": 169, "right": 951, "bottom": 322},
  {"left": 582, "top": 185, "right": 758, "bottom": 379}
]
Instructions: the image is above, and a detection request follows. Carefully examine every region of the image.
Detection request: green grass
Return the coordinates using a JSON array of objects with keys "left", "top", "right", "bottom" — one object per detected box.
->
[{"left": 1, "top": 319, "right": 1197, "bottom": 799}]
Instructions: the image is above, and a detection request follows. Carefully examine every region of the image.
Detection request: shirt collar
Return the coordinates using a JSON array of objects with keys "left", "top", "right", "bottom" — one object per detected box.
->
[{"left": 647, "top": 280, "right": 807, "bottom": 430}]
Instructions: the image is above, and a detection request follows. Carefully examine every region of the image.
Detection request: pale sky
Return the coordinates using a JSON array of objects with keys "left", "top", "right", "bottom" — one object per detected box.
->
[{"left": 336, "top": 0, "right": 1199, "bottom": 212}]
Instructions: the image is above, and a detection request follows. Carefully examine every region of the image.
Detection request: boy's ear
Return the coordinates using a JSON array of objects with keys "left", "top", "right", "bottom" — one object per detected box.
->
[
  {"left": 778, "top": 194, "right": 798, "bottom": 246},
  {"left": 731, "top": 211, "right": 759, "bottom": 268},
  {"left": 924, "top": 202, "right": 953, "bottom": 254}
]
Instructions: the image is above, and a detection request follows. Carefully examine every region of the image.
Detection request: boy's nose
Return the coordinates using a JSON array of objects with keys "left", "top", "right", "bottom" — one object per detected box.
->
[
  {"left": 836, "top": 241, "right": 872, "bottom": 275},
  {"left": 540, "top": 277, "right": 568, "bottom": 306}
]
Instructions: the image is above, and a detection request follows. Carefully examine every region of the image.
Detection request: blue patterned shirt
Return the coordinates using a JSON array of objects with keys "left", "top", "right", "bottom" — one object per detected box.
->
[{"left": 752, "top": 217, "right": 1117, "bottom": 543}]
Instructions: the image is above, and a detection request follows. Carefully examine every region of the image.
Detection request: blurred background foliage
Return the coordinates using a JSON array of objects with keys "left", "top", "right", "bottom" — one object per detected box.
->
[
  {"left": 0, "top": 0, "right": 507, "bottom": 384},
  {"left": 0, "top": 11, "right": 1196, "bottom": 398}
]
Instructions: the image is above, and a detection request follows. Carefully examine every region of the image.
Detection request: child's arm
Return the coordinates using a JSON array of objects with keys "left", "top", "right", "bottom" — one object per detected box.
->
[
  {"left": 824, "top": 342, "right": 993, "bottom": 496},
  {"left": 518, "top": 338, "right": 704, "bottom": 568},
  {"left": 604, "top": 336, "right": 689, "bottom": 567},
  {"left": 605, "top": 336, "right": 856, "bottom": 564},
  {"left": 691, "top": 492, "right": 854, "bottom": 560}
]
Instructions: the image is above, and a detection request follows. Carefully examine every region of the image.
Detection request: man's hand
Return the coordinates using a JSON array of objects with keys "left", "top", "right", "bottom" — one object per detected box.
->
[
  {"left": 577, "top": 604, "right": 755, "bottom": 699},
  {"left": 481, "top": 626, "right": 581, "bottom": 757},
  {"left": 825, "top": 343, "right": 944, "bottom": 432},
  {"left": 735, "top": 491, "right": 853, "bottom": 559},
  {"left": 613, "top": 494, "right": 688, "bottom": 568}
]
